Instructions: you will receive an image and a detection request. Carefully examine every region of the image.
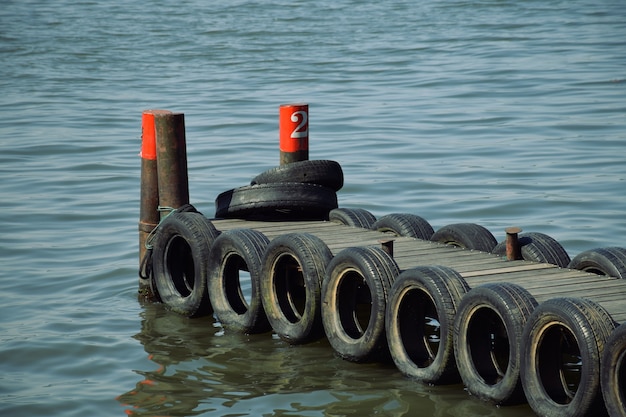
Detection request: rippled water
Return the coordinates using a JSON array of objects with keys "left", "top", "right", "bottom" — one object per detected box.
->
[{"left": 1, "top": 0, "right": 624, "bottom": 416}]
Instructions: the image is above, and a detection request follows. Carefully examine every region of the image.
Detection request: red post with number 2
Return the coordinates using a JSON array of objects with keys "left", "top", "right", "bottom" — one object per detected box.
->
[{"left": 279, "top": 103, "right": 309, "bottom": 165}]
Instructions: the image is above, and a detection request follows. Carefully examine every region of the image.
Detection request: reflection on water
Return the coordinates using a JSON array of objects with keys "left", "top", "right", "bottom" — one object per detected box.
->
[{"left": 118, "top": 303, "right": 533, "bottom": 416}]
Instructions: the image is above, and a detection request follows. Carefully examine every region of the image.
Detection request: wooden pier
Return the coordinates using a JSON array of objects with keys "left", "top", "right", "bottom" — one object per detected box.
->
[
  {"left": 138, "top": 106, "right": 626, "bottom": 417},
  {"left": 202, "top": 217, "right": 626, "bottom": 417},
  {"left": 211, "top": 218, "right": 626, "bottom": 322}
]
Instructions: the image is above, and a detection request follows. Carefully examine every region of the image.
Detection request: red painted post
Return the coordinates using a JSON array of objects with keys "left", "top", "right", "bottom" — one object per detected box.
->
[
  {"left": 279, "top": 103, "right": 309, "bottom": 165},
  {"left": 138, "top": 109, "right": 171, "bottom": 299},
  {"left": 154, "top": 112, "right": 190, "bottom": 219}
]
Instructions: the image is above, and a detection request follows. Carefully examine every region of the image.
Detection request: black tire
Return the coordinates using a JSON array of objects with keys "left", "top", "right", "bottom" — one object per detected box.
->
[
  {"left": 251, "top": 159, "right": 344, "bottom": 191},
  {"left": 602, "top": 323, "right": 626, "bottom": 417},
  {"left": 386, "top": 266, "right": 470, "bottom": 384},
  {"left": 371, "top": 213, "right": 435, "bottom": 240},
  {"left": 207, "top": 228, "right": 271, "bottom": 334},
  {"left": 453, "top": 283, "right": 538, "bottom": 405},
  {"left": 492, "top": 232, "right": 571, "bottom": 268},
  {"left": 329, "top": 208, "right": 377, "bottom": 229},
  {"left": 152, "top": 212, "right": 220, "bottom": 317},
  {"left": 214, "top": 182, "right": 338, "bottom": 220},
  {"left": 171, "top": 203, "right": 202, "bottom": 214},
  {"left": 322, "top": 246, "right": 400, "bottom": 362},
  {"left": 140, "top": 204, "right": 205, "bottom": 292},
  {"left": 261, "top": 233, "right": 333, "bottom": 344},
  {"left": 521, "top": 297, "right": 617, "bottom": 417},
  {"left": 568, "top": 247, "right": 626, "bottom": 279},
  {"left": 431, "top": 223, "right": 497, "bottom": 252}
]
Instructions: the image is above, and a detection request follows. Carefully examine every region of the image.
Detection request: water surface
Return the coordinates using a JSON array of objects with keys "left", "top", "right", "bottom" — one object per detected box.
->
[{"left": 1, "top": 0, "right": 624, "bottom": 416}]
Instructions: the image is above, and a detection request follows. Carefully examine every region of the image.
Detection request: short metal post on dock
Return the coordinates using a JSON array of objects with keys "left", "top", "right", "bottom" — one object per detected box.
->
[{"left": 505, "top": 226, "right": 523, "bottom": 261}]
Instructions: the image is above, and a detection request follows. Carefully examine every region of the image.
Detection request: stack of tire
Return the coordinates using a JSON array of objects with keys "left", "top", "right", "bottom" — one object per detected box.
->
[{"left": 214, "top": 160, "right": 343, "bottom": 221}]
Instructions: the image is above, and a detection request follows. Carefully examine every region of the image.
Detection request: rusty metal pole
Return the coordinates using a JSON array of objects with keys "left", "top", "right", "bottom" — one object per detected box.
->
[
  {"left": 155, "top": 112, "right": 190, "bottom": 218},
  {"left": 505, "top": 227, "right": 523, "bottom": 261},
  {"left": 138, "top": 109, "right": 171, "bottom": 299},
  {"left": 279, "top": 103, "right": 309, "bottom": 165},
  {"left": 139, "top": 110, "right": 171, "bottom": 257}
]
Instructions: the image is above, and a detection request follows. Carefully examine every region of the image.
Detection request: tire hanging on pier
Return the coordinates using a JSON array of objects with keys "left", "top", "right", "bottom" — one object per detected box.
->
[
  {"left": 207, "top": 228, "right": 271, "bottom": 334},
  {"left": 385, "top": 266, "right": 470, "bottom": 384},
  {"left": 260, "top": 233, "right": 333, "bottom": 344},
  {"left": 601, "top": 322, "right": 626, "bottom": 417},
  {"left": 491, "top": 232, "right": 571, "bottom": 268},
  {"left": 568, "top": 247, "right": 626, "bottom": 279},
  {"left": 152, "top": 211, "right": 220, "bottom": 317},
  {"left": 453, "top": 282, "right": 538, "bottom": 405},
  {"left": 140, "top": 203, "right": 203, "bottom": 302},
  {"left": 215, "top": 182, "right": 338, "bottom": 220},
  {"left": 521, "top": 297, "right": 617, "bottom": 417},
  {"left": 329, "top": 207, "right": 377, "bottom": 229},
  {"left": 251, "top": 159, "right": 344, "bottom": 191},
  {"left": 370, "top": 213, "right": 435, "bottom": 240},
  {"left": 322, "top": 246, "right": 400, "bottom": 362},
  {"left": 430, "top": 223, "right": 497, "bottom": 252}
]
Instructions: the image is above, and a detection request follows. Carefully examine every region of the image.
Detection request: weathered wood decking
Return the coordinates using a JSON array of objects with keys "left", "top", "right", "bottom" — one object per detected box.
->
[{"left": 211, "top": 218, "right": 626, "bottom": 323}]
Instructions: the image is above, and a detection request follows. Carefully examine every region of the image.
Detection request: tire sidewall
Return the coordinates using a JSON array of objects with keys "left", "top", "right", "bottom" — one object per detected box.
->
[
  {"left": 322, "top": 248, "right": 391, "bottom": 362},
  {"left": 521, "top": 298, "right": 613, "bottom": 417},
  {"left": 371, "top": 213, "right": 434, "bottom": 240},
  {"left": 431, "top": 223, "right": 497, "bottom": 252},
  {"left": 261, "top": 233, "right": 332, "bottom": 343},
  {"left": 601, "top": 323, "right": 626, "bottom": 417},
  {"left": 152, "top": 213, "right": 213, "bottom": 317},
  {"left": 207, "top": 229, "right": 270, "bottom": 333},
  {"left": 453, "top": 284, "right": 535, "bottom": 404},
  {"left": 569, "top": 247, "right": 626, "bottom": 279},
  {"left": 251, "top": 159, "right": 344, "bottom": 191},
  {"left": 386, "top": 267, "right": 466, "bottom": 384}
]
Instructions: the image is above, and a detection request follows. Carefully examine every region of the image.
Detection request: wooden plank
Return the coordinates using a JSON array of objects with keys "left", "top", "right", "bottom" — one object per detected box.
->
[
  {"left": 460, "top": 263, "right": 556, "bottom": 277},
  {"left": 530, "top": 282, "right": 626, "bottom": 299},
  {"left": 592, "top": 299, "right": 626, "bottom": 323},
  {"left": 393, "top": 249, "right": 496, "bottom": 263},
  {"left": 463, "top": 269, "right": 591, "bottom": 285}
]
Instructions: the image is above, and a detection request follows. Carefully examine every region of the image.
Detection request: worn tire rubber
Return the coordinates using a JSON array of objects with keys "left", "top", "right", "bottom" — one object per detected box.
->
[
  {"left": 568, "top": 247, "right": 626, "bottom": 279},
  {"left": 152, "top": 212, "right": 220, "bottom": 317},
  {"left": 492, "top": 232, "right": 571, "bottom": 268},
  {"left": 322, "top": 246, "right": 400, "bottom": 362},
  {"left": 371, "top": 213, "right": 435, "bottom": 240},
  {"left": 251, "top": 159, "right": 344, "bottom": 191},
  {"left": 386, "top": 266, "right": 470, "bottom": 384},
  {"left": 261, "top": 233, "right": 333, "bottom": 344},
  {"left": 329, "top": 208, "right": 377, "bottom": 229},
  {"left": 453, "top": 283, "right": 538, "bottom": 405},
  {"left": 521, "top": 297, "right": 617, "bottom": 417},
  {"left": 207, "top": 228, "right": 271, "bottom": 334},
  {"left": 215, "top": 182, "right": 338, "bottom": 220},
  {"left": 143, "top": 203, "right": 207, "bottom": 302},
  {"left": 431, "top": 223, "right": 497, "bottom": 252},
  {"left": 601, "top": 323, "right": 626, "bottom": 417}
]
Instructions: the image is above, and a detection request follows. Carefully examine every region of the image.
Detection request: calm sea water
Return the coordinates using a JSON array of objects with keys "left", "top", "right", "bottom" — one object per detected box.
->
[{"left": 1, "top": 0, "right": 625, "bottom": 416}]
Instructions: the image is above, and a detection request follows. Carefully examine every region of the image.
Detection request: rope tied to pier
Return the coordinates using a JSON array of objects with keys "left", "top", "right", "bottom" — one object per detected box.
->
[
  {"left": 139, "top": 204, "right": 199, "bottom": 281},
  {"left": 144, "top": 206, "right": 177, "bottom": 250}
]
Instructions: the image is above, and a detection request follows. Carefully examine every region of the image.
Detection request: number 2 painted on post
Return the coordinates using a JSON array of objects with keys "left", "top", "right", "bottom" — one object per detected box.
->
[{"left": 290, "top": 110, "right": 308, "bottom": 138}]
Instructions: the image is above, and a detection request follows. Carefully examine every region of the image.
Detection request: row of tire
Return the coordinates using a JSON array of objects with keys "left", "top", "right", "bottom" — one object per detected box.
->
[{"left": 143, "top": 205, "right": 626, "bottom": 417}]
